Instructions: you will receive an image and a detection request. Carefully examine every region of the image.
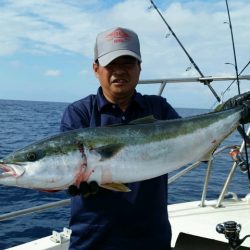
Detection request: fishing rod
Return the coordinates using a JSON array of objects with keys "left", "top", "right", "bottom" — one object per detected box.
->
[
  {"left": 225, "top": 0, "right": 241, "bottom": 95},
  {"left": 223, "top": 59, "right": 250, "bottom": 96},
  {"left": 210, "top": 59, "right": 250, "bottom": 109},
  {"left": 149, "top": 0, "right": 221, "bottom": 102},
  {"left": 225, "top": 0, "right": 250, "bottom": 185}
]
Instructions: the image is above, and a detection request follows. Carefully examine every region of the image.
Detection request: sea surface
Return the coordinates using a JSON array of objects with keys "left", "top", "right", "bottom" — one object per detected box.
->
[{"left": 0, "top": 99, "right": 249, "bottom": 249}]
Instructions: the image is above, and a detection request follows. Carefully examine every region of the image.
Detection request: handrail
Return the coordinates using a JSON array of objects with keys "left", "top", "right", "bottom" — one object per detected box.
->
[
  {"left": 168, "top": 161, "right": 201, "bottom": 184},
  {"left": 216, "top": 125, "right": 250, "bottom": 208},
  {"left": 139, "top": 75, "right": 250, "bottom": 84},
  {"left": 200, "top": 159, "right": 213, "bottom": 207},
  {"left": 0, "top": 199, "right": 70, "bottom": 222}
]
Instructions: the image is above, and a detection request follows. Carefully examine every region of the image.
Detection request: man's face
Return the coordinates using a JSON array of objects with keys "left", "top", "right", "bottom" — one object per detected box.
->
[{"left": 93, "top": 56, "right": 141, "bottom": 100}]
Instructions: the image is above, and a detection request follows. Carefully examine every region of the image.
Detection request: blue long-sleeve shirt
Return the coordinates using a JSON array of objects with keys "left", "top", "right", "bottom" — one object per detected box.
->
[{"left": 60, "top": 87, "right": 180, "bottom": 250}]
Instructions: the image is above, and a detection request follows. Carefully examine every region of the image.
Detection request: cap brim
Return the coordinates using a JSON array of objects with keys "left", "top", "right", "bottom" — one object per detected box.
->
[{"left": 98, "top": 50, "right": 141, "bottom": 67}]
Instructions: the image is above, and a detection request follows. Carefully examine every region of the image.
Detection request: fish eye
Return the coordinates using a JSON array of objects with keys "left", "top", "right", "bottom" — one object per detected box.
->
[{"left": 26, "top": 152, "right": 37, "bottom": 161}]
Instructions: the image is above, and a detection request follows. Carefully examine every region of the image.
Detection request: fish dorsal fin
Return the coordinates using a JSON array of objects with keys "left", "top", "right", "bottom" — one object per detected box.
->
[
  {"left": 94, "top": 143, "right": 124, "bottom": 160},
  {"left": 129, "top": 115, "right": 157, "bottom": 125},
  {"left": 100, "top": 183, "right": 131, "bottom": 192},
  {"left": 105, "top": 115, "right": 157, "bottom": 127}
]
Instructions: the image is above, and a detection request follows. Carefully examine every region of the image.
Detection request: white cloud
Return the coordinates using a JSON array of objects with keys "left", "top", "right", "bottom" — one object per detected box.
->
[
  {"left": 45, "top": 69, "right": 61, "bottom": 77},
  {"left": 1, "top": 0, "right": 249, "bottom": 65},
  {"left": 9, "top": 60, "right": 22, "bottom": 68},
  {"left": 1, "top": 0, "right": 250, "bottom": 107}
]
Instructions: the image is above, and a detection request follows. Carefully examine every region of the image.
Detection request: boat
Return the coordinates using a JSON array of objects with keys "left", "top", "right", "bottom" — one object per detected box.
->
[
  {"left": 2, "top": 75, "right": 250, "bottom": 250},
  {"left": 1, "top": 1, "right": 250, "bottom": 248}
]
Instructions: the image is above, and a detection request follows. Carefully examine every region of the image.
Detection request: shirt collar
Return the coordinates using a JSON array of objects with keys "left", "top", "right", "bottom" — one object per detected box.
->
[
  {"left": 96, "top": 87, "right": 145, "bottom": 112},
  {"left": 96, "top": 87, "right": 110, "bottom": 111}
]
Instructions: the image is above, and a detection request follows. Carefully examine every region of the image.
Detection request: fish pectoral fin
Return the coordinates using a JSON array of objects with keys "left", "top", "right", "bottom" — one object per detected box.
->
[
  {"left": 94, "top": 143, "right": 124, "bottom": 161},
  {"left": 100, "top": 183, "right": 131, "bottom": 192}
]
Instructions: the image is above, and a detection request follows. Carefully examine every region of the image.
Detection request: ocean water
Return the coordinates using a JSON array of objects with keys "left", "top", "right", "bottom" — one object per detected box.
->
[{"left": 0, "top": 99, "right": 249, "bottom": 249}]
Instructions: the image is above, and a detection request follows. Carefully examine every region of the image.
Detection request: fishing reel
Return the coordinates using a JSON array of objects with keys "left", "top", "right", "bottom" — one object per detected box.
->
[
  {"left": 216, "top": 221, "right": 250, "bottom": 249},
  {"left": 229, "top": 147, "right": 248, "bottom": 173}
]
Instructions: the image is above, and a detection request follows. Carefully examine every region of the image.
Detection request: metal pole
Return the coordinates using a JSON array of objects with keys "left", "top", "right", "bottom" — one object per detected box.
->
[
  {"left": 168, "top": 161, "right": 201, "bottom": 184},
  {"left": 216, "top": 125, "right": 250, "bottom": 208},
  {"left": 138, "top": 75, "right": 250, "bottom": 85},
  {"left": 0, "top": 199, "right": 71, "bottom": 222},
  {"left": 200, "top": 159, "right": 213, "bottom": 207},
  {"left": 157, "top": 81, "right": 167, "bottom": 96}
]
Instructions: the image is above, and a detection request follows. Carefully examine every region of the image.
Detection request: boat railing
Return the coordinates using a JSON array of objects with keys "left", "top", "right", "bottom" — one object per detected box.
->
[
  {"left": 0, "top": 199, "right": 70, "bottom": 222},
  {"left": 139, "top": 75, "right": 250, "bottom": 96},
  {"left": 1, "top": 75, "right": 250, "bottom": 222},
  {"left": 215, "top": 125, "right": 250, "bottom": 208}
]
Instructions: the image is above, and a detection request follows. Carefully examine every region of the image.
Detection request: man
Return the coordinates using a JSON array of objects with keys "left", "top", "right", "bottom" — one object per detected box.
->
[{"left": 60, "top": 27, "right": 180, "bottom": 250}]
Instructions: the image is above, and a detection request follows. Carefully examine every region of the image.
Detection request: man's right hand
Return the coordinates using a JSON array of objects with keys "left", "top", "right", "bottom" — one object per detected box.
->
[
  {"left": 68, "top": 181, "right": 99, "bottom": 198},
  {"left": 214, "top": 91, "right": 250, "bottom": 124}
]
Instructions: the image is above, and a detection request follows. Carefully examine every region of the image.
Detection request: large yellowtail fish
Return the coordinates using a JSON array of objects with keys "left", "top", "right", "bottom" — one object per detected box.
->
[{"left": 0, "top": 93, "right": 249, "bottom": 192}]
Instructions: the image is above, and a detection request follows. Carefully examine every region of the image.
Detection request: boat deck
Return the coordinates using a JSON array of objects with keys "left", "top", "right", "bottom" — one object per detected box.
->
[
  {"left": 6, "top": 196, "right": 250, "bottom": 250},
  {"left": 169, "top": 196, "right": 250, "bottom": 249}
]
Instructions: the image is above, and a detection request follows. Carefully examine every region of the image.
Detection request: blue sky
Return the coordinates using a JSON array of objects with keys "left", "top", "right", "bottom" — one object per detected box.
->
[{"left": 1, "top": 0, "right": 250, "bottom": 108}]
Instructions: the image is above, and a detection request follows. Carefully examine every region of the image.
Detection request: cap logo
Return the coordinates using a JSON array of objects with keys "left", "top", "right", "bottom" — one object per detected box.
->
[{"left": 105, "top": 28, "right": 130, "bottom": 44}]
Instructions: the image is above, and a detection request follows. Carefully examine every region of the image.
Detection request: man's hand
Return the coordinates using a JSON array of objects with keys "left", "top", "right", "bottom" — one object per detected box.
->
[
  {"left": 214, "top": 91, "right": 250, "bottom": 124},
  {"left": 220, "top": 91, "right": 250, "bottom": 110},
  {"left": 68, "top": 181, "right": 99, "bottom": 198}
]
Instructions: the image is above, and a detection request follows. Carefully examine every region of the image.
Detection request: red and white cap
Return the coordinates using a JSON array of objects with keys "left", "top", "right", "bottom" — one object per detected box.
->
[{"left": 94, "top": 27, "right": 142, "bottom": 66}]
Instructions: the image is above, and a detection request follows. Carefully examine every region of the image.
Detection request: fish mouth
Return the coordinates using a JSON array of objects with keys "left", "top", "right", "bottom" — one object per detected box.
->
[{"left": 0, "top": 163, "right": 25, "bottom": 178}]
